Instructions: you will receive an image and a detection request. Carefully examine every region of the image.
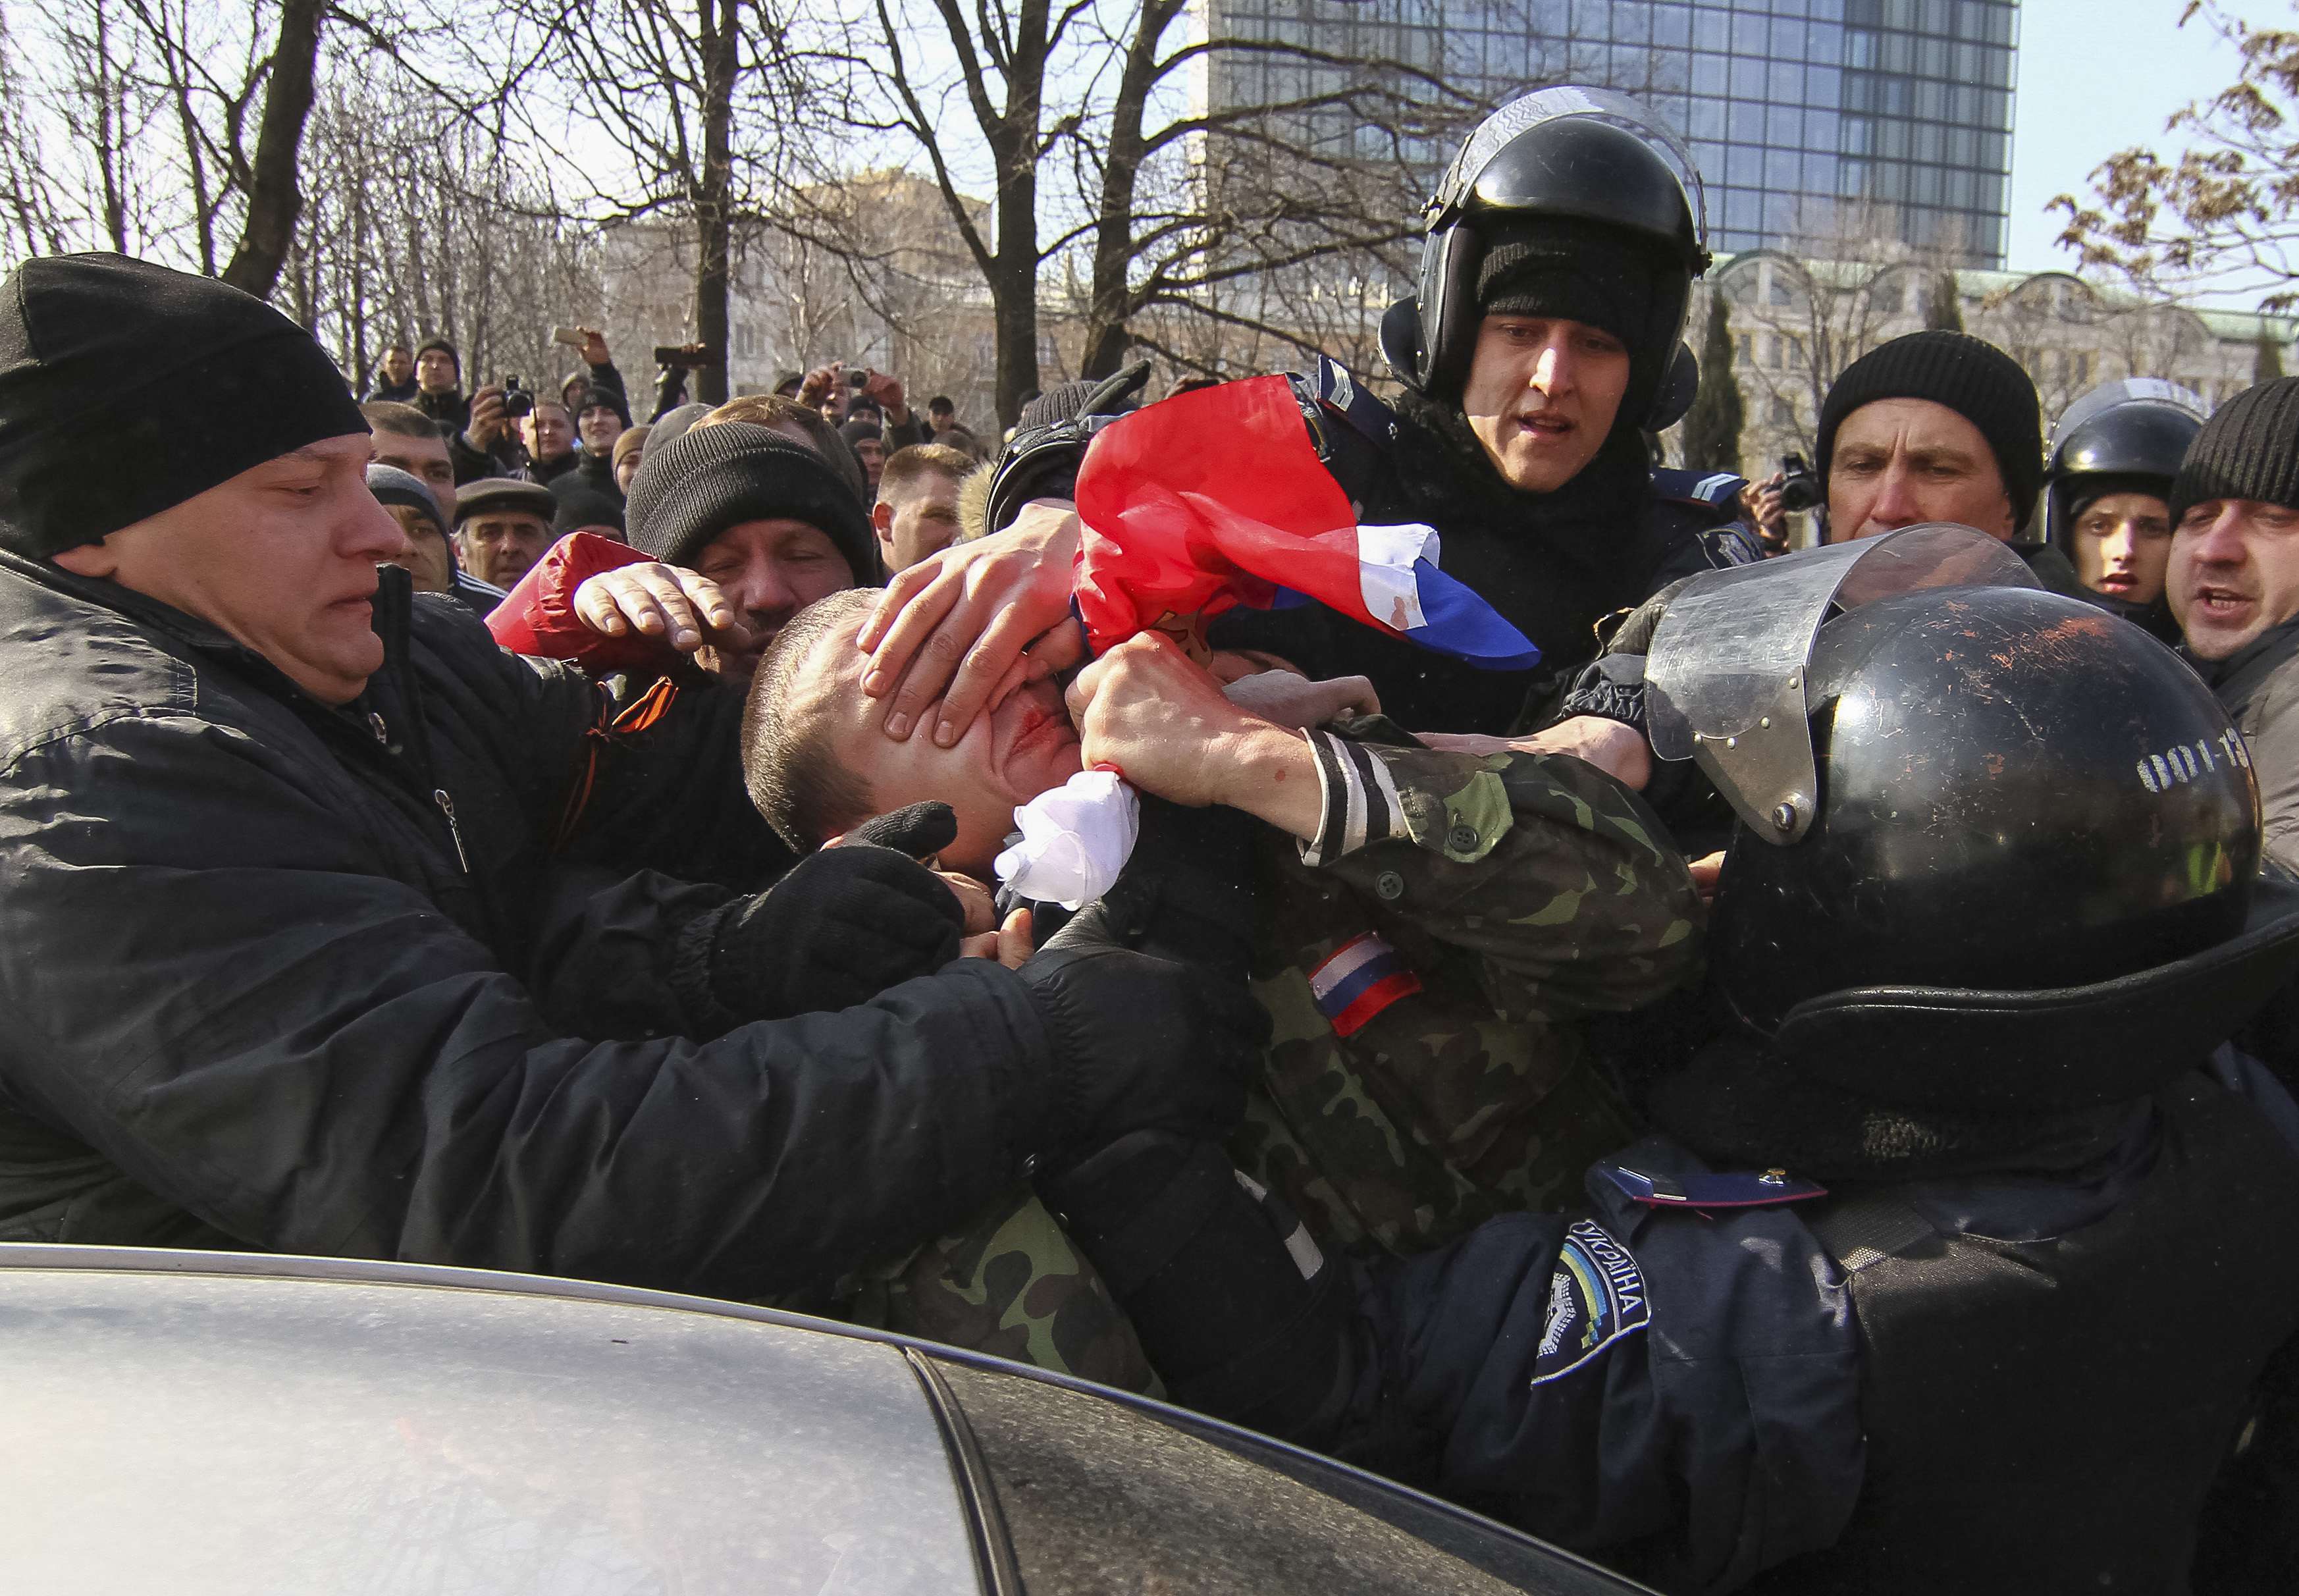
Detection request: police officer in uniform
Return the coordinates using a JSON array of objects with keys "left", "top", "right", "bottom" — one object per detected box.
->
[
  {"left": 2043, "top": 377, "right": 2209, "bottom": 645},
  {"left": 851, "top": 87, "right": 1755, "bottom": 749},
  {"left": 1040, "top": 531, "right": 2299, "bottom": 1593}
]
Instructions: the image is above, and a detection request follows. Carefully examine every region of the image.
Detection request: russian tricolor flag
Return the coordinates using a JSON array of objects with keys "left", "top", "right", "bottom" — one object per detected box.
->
[
  {"left": 1071, "top": 375, "right": 1539, "bottom": 668},
  {"left": 1308, "top": 932, "right": 1425, "bottom": 1038}
]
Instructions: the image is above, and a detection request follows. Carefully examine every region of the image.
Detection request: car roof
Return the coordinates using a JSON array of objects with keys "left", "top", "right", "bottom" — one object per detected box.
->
[
  {"left": 0, "top": 1245, "right": 1654, "bottom": 1596},
  {"left": 0, "top": 1245, "right": 977, "bottom": 1593}
]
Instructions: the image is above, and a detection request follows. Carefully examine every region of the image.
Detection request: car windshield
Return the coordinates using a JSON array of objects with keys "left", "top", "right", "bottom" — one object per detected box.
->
[{"left": 927, "top": 1356, "right": 1648, "bottom": 1596}]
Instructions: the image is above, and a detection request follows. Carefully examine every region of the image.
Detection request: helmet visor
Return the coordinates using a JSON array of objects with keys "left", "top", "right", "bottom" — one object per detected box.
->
[{"left": 1645, "top": 524, "right": 2041, "bottom": 843}]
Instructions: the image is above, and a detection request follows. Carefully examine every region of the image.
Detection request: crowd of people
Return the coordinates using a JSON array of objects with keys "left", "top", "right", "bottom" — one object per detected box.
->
[
  {"left": 352, "top": 323, "right": 991, "bottom": 610},
  {"left": 3, "top": 85, "right": 2299, "bottom": 1593}
]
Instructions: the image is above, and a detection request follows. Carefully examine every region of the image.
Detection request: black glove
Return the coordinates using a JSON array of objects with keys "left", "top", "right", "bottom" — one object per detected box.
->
[
  {"left": 1560, "top": 576, "right": 1697, "bottom": 733},
  {"left": 844, "top": 799, "right": 958, "bottom": 859},
  {"left": 710, "top": 838, "right": 964, "bottom": 1019},
  {"left": 1016, "top": 903, "right": 1271, "bottom": 1167}
]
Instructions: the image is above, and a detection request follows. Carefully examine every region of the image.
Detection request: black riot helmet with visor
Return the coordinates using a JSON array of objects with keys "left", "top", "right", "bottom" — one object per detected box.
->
[
  {"left": 1381, "top": 86, "right": 1712, "bottom": 428},
  {"left": 1643, "top": 525, "right": 2299, "bottom": 1110},
  {"left": 2042, "top": 378, "right": 2209, "bottom": 554}
]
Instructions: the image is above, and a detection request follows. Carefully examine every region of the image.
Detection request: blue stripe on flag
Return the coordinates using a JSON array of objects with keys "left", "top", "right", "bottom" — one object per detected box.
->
[{"left": 1315, "top": 947, "right": 1408, "bottom": 1021}]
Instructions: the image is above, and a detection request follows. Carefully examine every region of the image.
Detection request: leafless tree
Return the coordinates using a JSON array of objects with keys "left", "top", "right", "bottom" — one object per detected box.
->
[
  {"left": 465, "top": 0, "right": 810, "bottom": 406},
  {"left": 0, "top": 0, "right": 340, "bottom": 298},
  {"left": 278, "top": 80, "right": 603, "bottom": 392},
  {"left": 2053, "top": 1, "right": 2299, "bottom": 309},
  {"left": 799, "top": 0, "right": 1631, "bottom": 423},
  {"left": 1717, "top": 201, "right": 1973, "bottom": 462}
]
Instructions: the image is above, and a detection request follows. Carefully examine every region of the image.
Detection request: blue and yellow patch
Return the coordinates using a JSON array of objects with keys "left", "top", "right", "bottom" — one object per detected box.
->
[{"left": 1531, "top": 1218, "right": 1651, "bottom": 1387}]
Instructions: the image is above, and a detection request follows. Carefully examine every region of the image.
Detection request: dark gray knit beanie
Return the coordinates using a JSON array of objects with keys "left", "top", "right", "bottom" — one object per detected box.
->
[
  {"left": 623, "top": 420, "right": 879, "bottom": 582},
  {"left": 1817, "top": 331, "right": 2044, "bottom": 527},
  {"left": 365, "top": 463, "right": 447, "bottom": 538},
  {"left": 2167, "top": 377, "right": 2299, "bottom": 529}
]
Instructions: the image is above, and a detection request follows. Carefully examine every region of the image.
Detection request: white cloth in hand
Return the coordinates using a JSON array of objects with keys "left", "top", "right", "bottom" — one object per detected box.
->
[{"left": 993, "top": 769, "right": 1142, "bottom": 909}]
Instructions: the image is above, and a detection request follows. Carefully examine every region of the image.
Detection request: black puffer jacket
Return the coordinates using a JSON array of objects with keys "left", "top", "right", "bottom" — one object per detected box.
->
[{"left": 0, "top": 554, "right": 1057, "bottom": 1296}]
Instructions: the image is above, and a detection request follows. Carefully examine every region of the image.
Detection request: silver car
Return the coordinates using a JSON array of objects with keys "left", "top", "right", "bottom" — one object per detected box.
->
[{"left": 0, "top": 1245, "right": 1649, "bottom": 1594}]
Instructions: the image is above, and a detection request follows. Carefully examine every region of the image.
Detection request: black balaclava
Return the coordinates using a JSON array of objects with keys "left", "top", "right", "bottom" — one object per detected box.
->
[
  {"left": 0, "top": 253, "right": 367, "bottom": 558},
  {"left": 1472, "top": 214, "right": 1677, "bottom": 431}
]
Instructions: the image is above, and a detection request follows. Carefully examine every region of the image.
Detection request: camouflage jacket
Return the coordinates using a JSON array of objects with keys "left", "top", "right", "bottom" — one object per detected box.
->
[
  {"left": 815, "top": 730, "right": 1705, "bottom": 1393},
  {"left": 1231, "top": 722, "right": 1704, "bottom": 1257}
]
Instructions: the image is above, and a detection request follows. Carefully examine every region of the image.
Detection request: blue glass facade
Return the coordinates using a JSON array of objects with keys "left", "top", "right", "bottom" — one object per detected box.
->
[{"left": 1206, "top": 0, "right": 2019, "bottom": 266}]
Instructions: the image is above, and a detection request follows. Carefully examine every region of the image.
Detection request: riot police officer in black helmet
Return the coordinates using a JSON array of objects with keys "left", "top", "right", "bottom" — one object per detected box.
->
[
  {"left": 2043, "top": 377, "right": 2209, "bottom": 645},
  {"left": 1037, "top": 528, "right": 2299, "bottom": 1593},
  {"left": 849, "top": 88, "right": 1755, "bottom": 751}
]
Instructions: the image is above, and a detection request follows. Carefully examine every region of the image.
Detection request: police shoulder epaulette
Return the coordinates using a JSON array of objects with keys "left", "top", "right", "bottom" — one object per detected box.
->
[
  {"left": 1291, "top": 354, "right": 1400, "bottom": 450},
  {"left": 1596, "top": 1159, "right": 1827, "bottom": 1210},
  {"left": 1650, "top": 466, "right": 1747, "bottom": 508}
]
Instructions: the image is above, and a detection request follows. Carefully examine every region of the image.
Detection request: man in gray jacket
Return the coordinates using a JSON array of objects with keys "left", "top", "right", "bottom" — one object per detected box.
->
[{"left": 0, "top": 252, "right": 1261, "bottom": 1300}]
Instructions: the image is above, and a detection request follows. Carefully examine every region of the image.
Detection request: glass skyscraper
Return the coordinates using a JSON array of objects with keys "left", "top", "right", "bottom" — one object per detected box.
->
[{"left": 1205, "top": 0, "right": 2019, "bottom": 266}]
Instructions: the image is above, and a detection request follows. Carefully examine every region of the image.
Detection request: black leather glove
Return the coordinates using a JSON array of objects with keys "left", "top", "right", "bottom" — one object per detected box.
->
[
  {"left": 710, "top": 836, "right": 964, "bottom": 1019},
  {"left": 1016, "top": 903, "right": 1271, "bottom": 1167},
  {"left": 1560, "top": 576, "right": 1698, "bottom": 733}
]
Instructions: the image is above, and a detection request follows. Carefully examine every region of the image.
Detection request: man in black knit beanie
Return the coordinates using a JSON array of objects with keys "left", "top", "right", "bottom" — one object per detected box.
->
[
  {"left": 2167, "top": 375, "right": 2299, "bottom": 870},
  {"left": 0, "top": 251, "right": 1261, "bottom": 1335},
  {"left": 1814, "top": 329, "right": 2082, "bottom": 593}
]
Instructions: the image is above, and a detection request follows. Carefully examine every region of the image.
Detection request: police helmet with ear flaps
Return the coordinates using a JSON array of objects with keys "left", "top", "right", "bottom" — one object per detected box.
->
[
  {"left": 1644, "top": 525, "right": 2299, "bottom": 1109},
  {"left": 1381, "top": 86, "right": 1712, "bottom": 428},
  {"left": 2040, "top": 378, "right": 2208, "bottom": 553}
]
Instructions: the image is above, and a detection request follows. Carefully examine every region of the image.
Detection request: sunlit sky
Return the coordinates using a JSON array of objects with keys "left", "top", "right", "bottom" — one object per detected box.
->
[{"left": 2006, "top": 0, "right": 2256, "bottom": 296}]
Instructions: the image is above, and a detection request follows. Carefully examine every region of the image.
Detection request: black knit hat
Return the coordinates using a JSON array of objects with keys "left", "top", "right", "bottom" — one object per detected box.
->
[
  {"left": 2168, "top": 377, "right": 2299, "bottom": 529},
  {"left": 570, "top": 379, "right": 630, "bottom": 429},
  {"left": 0, "top": 253, "right": 369, "bottom": 556},
  {"left": 623, "top": 421, "right": 879, "bottom": 583},
  {"left": 550, "top": 475, "right": 626, "bottom": 537},
  {"left": 415, "top": 336, "right": 460, "bottom": 373},
  {"left": 1816, "top": 331, "right": 2044, "bottom": 527}
]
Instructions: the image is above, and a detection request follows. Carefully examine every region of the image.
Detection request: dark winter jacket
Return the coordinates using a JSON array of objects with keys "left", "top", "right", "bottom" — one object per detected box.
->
[
  {"left": 365, "top": 375, "right": 420, "bottom": 404},
  {"left": 0, "top": 552, "right": 1057, "bottom": 1298},
  {"left": 526, "top": 449, "right": 579, "bottom": 488},
  {"left": 413, "top": 386, "right": 471, "bottom": 437},
  {"left": 2193, "top": 614, "right": 2299, "bottom": 873}
]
